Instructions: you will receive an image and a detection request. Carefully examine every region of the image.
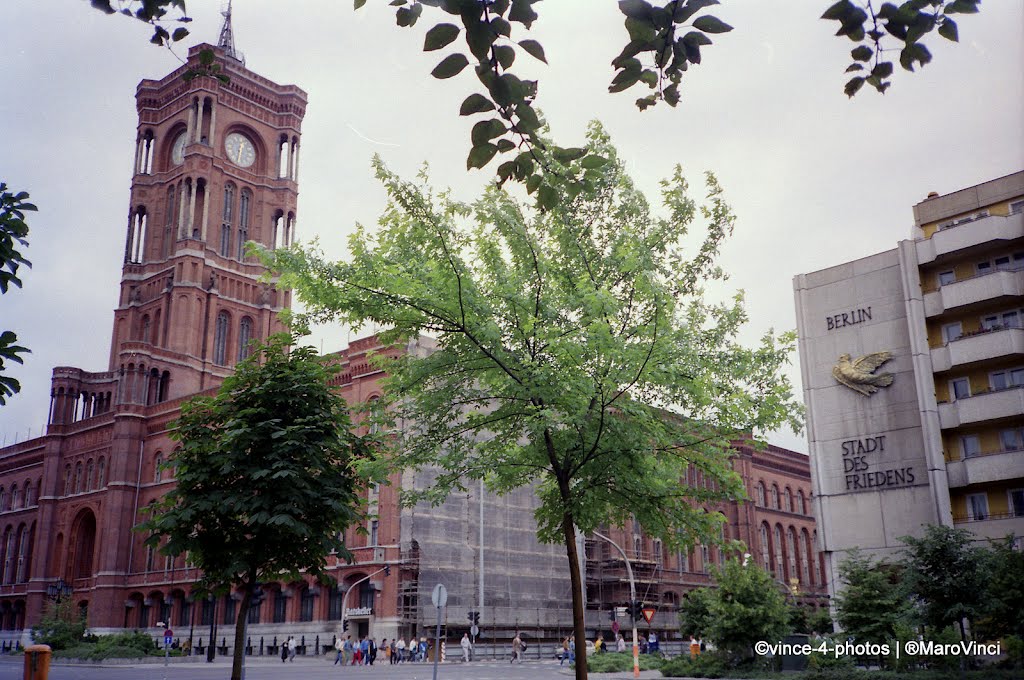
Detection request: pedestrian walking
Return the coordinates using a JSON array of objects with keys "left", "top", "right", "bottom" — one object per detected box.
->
[
  {"left": 334, "top": 636, "right": 344, "bottom": 665},
  {"left": 369, "top": 637, "right": 377, "bottom": 665},
  {"left": 396, "top": 636, "right": 406, "bottom": 663},
  {"left": 343, "top": 635, "right": 353, "bottom": 665},
  {"left": 511, "top": 633, "right": 523, "bottom": 664},
  {"left": 407, "top": 636, "right": 416, "bottom": 662},
  {"left": 559, "top": 637, "right": 570, "bottom": 666},
  {"left": 419, "top": 637, "right": 428, "bottom": 662},
  {"left": 616, "top": 633, "right": 625, "bottom": 652},
  {"left": 360, "top": 636, "right": 369, "bottom": 664},
  {"left": 281, "top": 639, "right": 288, "bottom": 663},
  {"left": 461, "top": 632, "right": 472, "bottom": 662},
  {"left": 288, "top": 636, "right": 297, "bottom": 661},
  {"left": 689, "top": 634, "right": 701, "bottom": 659}
]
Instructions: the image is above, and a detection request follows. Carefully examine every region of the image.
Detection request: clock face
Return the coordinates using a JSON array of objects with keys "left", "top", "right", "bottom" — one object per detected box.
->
[
  {"left": 171, "top": 132, "right": 187, "bottom": 165},
  {"left": 224, "top": 132, "right": 256, "bottom": 168}
]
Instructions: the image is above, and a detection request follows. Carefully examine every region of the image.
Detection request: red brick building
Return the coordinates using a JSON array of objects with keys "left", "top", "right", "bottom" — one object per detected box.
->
[
  {"left": 0, "top": 29, "right": 825, "bottom": 652},
  {"left": 585, "top": 441, "right": 828, "bottom": 635}
]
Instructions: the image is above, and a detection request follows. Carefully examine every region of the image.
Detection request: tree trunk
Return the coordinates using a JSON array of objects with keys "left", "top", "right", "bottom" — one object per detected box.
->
[
  {"left": 231, "top": 587, "right": 252, "bottom": 680},
  {"left": 561, "top": 510, "right": 588, "bottom": 680}
]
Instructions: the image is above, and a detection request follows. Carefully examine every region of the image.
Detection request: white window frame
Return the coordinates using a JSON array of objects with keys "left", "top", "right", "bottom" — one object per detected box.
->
[
  {"left": 1009, "top": 489, "right": 1024, "bottom": 518},
  {"left": 966, "top": 493, "right": 989, "bottom": 521},
  {"left": 949, "top": 377, "right": 970, "bottom": 400},
  {"left": 1001, "top": 427, "right": 1023, "bottom": 452},
  {"left": 942, "top": 322, "right": 962, "bottom": 344},
  {"left": 960, "top": 435, "right": 981, "bottom": 459}
]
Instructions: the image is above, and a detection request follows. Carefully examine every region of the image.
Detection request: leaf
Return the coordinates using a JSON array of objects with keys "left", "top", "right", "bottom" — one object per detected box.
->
[
  {"left": 508, "top": 0, "right": 539, "bottom": 28},
  {"left": 944, "top": 0, "right": 979, "bottom": 14},
  {"left": 459, "top": 93, "right": 495, "bottom": 115},
  {"left": 618, "top": 0, "right": 654, "bottom": 20},
  {"left": 431, "top": 53, "right": 470, "bottom": 79},
  {"left": 663, "top": 83, "right": 680, "bottom": 106},
  {"left": 537, "top": 184, "right": 558, "bottom": 211},
  {"left": 692, "top": 16, "right": 732, "bottom": 34},
  {"left": 354, "top": 0, "right": 367, "bottom": 8},
  {"left": 552, "top": 147, "right": 587, "bottom": 163},
  {"left": 609, "top": 69, "right": 642, "bottom": 94},
  {"left": 844, "top": 75, "right": 866, "bottom": 97},
  {"left": 674, "top": 0, "right": 720, "bottom": 24},
  {"left": 845, "top": 63, "right": 864, "bottom": 72},
  {"left": 471, "top": 119, "right": 506, "bottom": 146},
  {"left": 821, "top": 0, "right": 856, "bottom": 21},
  {"left": 624, "top": 16, "right": 657, "bottom": 42},
  {"left": 424, "top": 23, "right": 460, "bottom": 51},
  {"left": 496, "top": 139, "right": 517, "bottom": 153},
  {"left": 172, "top": 27, "right": 189, "bottom": 42},
  {"left": 871, "top": 61, "right": 893, "bottom": 79},
  {"left": 518, "top": 39, "right": 547, "bottom": 63},
  {"left": 467, "top": 143, "right": 499, "bottom": 170},
  {"left": 494, "top": 45, "right": 516, "bottom": 70},
  {"left": 496, "top": 160, "right": 517, "bottom": 182},
  {"left": 851, "top": 45, "right": 873, "bottom": 62},
  {"left": 581, "top": 155, "right": 610, "bottom": 169},
  {"left": 937, "top": 18, "right": 958, "bottom": 42},
  {"left": 525, "top": 173, "right": 542, "bottom": 194}
]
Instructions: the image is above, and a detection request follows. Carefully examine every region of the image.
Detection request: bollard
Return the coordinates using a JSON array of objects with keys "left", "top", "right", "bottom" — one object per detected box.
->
[
  {"left": 315, "top": 634, "right": 319, "bottom": 656},
  {"left": 24, "top": 644, "right": 51, "bottom": 680}
]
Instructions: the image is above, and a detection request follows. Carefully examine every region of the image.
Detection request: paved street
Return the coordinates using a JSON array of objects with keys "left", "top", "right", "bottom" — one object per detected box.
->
[{"left": 0, "top": 656, "right": 667, "bottom": 680}]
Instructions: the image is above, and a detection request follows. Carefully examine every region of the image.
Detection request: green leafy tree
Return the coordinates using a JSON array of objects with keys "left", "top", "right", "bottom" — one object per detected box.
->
[
  {"left": 976, "top": 535, "right": 1024, "bottom": 641},
  {"left": 807, "top": 606, "right": 834, "bottom": 635},
  {"left": 678, "top": 586, "right": 714, "bottom": 639},
  {"left": 89, "top": 2, "right": 983, "bottom": 182},
  {"left": 706, "top": 557, "right": 791, "bottom": 664},
  {"left": 901, "top": 524, "right": 988, "bottom": 642},
  {"left": 263, "top": 124, "right": 802, "bottom": 679},
  {"left": 0, "top": 183, "right": 35, "bottom": 406},
  {"left": 139, "top": 334, "right": 370, "bottom": 680},
  {"left": 31, "top": 599, "right": 87, "bottom": 651},
  {"left": 834, "top": 549, "right": 911, "bottom": 645}
]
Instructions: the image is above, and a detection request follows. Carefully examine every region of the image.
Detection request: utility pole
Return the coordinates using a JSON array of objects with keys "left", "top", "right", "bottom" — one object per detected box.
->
[{"left": 593, "top": 530, "right": 639, "bottom": 679}]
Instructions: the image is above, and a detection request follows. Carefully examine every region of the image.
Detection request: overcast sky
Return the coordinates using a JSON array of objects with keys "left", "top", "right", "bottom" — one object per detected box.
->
[{"left": 2, "top": 1, "right": 1021, "bottom": 450}]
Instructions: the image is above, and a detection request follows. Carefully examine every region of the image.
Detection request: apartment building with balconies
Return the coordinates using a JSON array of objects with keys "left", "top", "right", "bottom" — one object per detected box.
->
[{"left": 794, "top": 171, "right": 1023, "bottom": 596}]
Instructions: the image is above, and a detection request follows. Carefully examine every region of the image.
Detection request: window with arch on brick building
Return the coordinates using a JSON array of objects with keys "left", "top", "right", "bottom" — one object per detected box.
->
[
  {"left": 238, "top": 317, "right": 254, "bottom": 361},
  {"left": 756, "top": 482, "right": 766, "bottom": 506},
  {"left": 154, "top": 454, "right": 164, "bottom": 483},
  {"left": 97, "top": 458, "right": 106, "bottom": 488},
  {"left": 771, "top": 484, "right": 780, "bottom": 509},
  {"left": 784, "top": 487, "right": 793, "bottom": 513},
  {"left": 213, "top": 311, "right": 230, "bottom": 366}
]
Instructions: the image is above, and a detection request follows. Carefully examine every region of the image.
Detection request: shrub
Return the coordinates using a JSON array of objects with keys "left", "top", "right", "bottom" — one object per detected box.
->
[
  {"left": 31, "top": 600, "right": 87, "bottom": 651},
  {"left": 583, "top": 651, "right": 663, "bottom": 673},
  {"left": 659, "top": 652, "right": 728, "bottom": 678}
]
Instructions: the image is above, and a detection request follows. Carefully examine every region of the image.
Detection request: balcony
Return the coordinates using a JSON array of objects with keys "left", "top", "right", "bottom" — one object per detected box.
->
[
  {"left": 946, "top": 448, "right": 1024, "bottom": 488},
  {"left": 916, "top": 211, "right": 1024, "bottom": 265},
  {"left": 931, "top": 327, "right": 1024, "bottom": 372},
  {"left": 923, "top": 268, "right": 1024, "bottom": 317},
  {"left": 952, "top": 512, "right": 1024, "bottom": 541},
  {"left": 938, "top": 385, "right": 1024, "bottom": 428}
]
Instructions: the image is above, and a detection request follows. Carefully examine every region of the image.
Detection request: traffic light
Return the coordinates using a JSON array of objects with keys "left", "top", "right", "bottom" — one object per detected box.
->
[
  {"left": 629, "top": 600, "right": 643, "bottom": 621},
  {"left": 467, "top": 610, "right": 475, "bottom": 622},
  {"left": 609, "top": 609, "right": 617, "bottom": 622},
  {"left": 343, "top": 619, "right": 349, "bottom": 632},
  {"left": 472, "top": 611, "right": 479, "bottom": 625},
  {"left": 384, "top": 564, "right": 391, "bottom": 576}
]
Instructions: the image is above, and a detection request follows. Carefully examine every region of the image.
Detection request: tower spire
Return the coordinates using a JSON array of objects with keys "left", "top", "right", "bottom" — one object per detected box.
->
[{"left": 218, "top": 0, "right": 243, "bottom": 63}]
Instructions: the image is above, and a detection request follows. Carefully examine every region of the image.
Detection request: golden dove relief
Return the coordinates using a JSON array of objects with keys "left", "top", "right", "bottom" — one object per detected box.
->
[{"left": 832, "top": 351, "right": 895, "bottom": 396}]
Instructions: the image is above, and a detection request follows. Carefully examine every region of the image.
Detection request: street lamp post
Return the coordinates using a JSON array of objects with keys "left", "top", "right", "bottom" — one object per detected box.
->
[
  {"left": 593, "top": 531, "right": 639, "bottom": 680},
  {"left": 339, "top": 565, "right": 391, "bottom": 640},
  {"left": 45, "top": 578, "right": 73, "bottom": 605}
]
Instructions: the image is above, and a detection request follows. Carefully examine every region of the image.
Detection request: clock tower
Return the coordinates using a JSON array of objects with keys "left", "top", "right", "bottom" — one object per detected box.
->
[{"left": 108, "top": 24, "right": 306, "bottom": 405}]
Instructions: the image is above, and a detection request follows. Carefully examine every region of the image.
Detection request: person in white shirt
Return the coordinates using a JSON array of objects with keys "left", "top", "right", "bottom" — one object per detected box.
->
[
  {"left": 396, "top": 637, "right": 406, "bottom": 662},
  {"left": 460, "top": 632, "right": 472, "bottom": 662}
]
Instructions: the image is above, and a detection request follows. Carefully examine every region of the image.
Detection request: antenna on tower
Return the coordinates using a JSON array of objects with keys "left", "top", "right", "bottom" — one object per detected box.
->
[{"left": 218, "top": 0, "right": 245, "bottom": 64}]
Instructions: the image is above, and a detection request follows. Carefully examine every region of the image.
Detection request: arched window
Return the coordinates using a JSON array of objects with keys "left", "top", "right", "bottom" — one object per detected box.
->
[
  {"left": 237, "top": 189, "right": 251, "bottom": 260},
  {"left": 700, "top": 544, "right": 709, "bottom": 573},
  {"left": 86, "top": 460, "right": 95, "bottom": 491},
  {"left": 368, "top": 396, "right": 382, "bottom": 434},
  {"left": 787, "top": 527, "right": 799, "bottom": 583},
  {"left": 154, "top": 454, "right": 164, "bottom": 483},
  {"left": 756, "top": 482, "right": 766, "bottom": 507},
  {"left": 10, "top": 487, "right": 19, "bottom": 510},
  {"left": 213, "top": 311, "right": 230, "bottom": 366},
  {"left": 22, "top": 481, "right": 32, "bottom": 507},
  {"left": 74, "top": 462, "right": 83, "bottom": 494},
  {"left": 759, "top": 522, "right": 771, "bottom": 571},
  {"left": 0, "top": 488, "right": 5, "bottom": 512},
  {"left": 300, "top": 585, "right": 315, "bottom": 622},
  {"left": 773, "top": 524, "right": 784, "bottom": 578},
  {"left": 15, "top": 525, "right": 29, "bottom": 583},
  {"left": 64, "top": 466, "right": 72, "bottom": 496},
  {"left": 812, "top": 530, "right": 823, "bottom": 585},
  {"left": 140, "top": 315, "right": 151, "bottom": 343},
  {"left": 273, "top": 589, "right": 287, "bottom": 623},
  {"left": 798, "top": 490, "right": 806, "bottom": 515},
  {"left": 238, "top": 317, "right": 253, "bottom": 361},
  {"left": 784, "top": 487, "right": 793, "bottom": 513},
  {"left": 164, "top": 185, "right": 176, "bottom": 258},
  {"left": 771, "top": 484, "right": 780, "bottom": 509},
  {"left": 97, "top": 459, "right": 106, "bottom": 488},
  {"left": 2, "top": 530, "right": 14, "bottom": 584},
  {"left": 221, "top": 183, "right": 235, "bottom": 257},
  {"left": 801, "top": 529, "right": 812, "bottom": 584}
]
